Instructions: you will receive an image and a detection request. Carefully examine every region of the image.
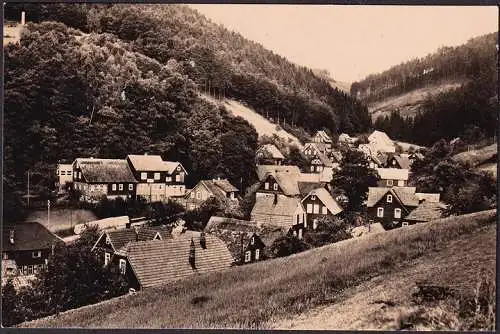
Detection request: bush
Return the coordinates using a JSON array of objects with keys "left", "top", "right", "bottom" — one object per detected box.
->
[
  {"left": 270, "top": 234, "right": 310, "bottom": 258},
  {"left": 303, "top": 216, "right": 352, "bottom": 248}
]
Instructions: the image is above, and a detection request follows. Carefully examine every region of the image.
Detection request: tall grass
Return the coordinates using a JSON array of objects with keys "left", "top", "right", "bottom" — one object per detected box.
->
[{"left": 21, "top": 209, "right": 496, "bottom": 329}]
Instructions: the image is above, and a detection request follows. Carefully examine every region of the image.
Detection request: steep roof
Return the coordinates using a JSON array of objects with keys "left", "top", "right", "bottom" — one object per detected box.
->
[
  {"left": 3, "top": 222, "right": 64, "bottom": 252},
  {"left": 304, "top": 142, "right": 328, "bottom": 154},
  {"left": 314, "top": 130, "right": 333, "bottom": 143},
  {"left": 257, "top": 144, "right": 285, "bottom": 160},
  {"left": 376, "top": 168, "right": 409, "bottom": 181},
  {"left": 303, "top": 188, "right": 343, "bottom": 215},
  {"left": 94, "top": 225, "right": 170, "bottom": 253},
  {"left": 392, "top": 156, "right": 411, "bottom": 170},
  {"left": 125, "top": 233, "right": 233, "bottom": 289},
  {"left": 272, "top": 173, "right": 301, "bottom": 196},
  {"left": 127, "top": 154, "right": 169, "bottom": 172},
  {"left": 366, "top": 186, "right": 419, "bottom": 208},
  {"left": 212, "top": 179, "right": 238, "bottom": 193},
  {"left": 76, "top": 158, "right": 136, "bottom": 183},
  {"left": 251, "top": 196, "right": 302, "bottom": 220},
  {"left": 314, "top": 152, "right": 333, "bottom": 167},
  {"left": 256, "top": 165, "right": 301, "bottom": 181},
  {"left": 330, "top": 150, "right": 343, "bottom": 163},
  {"left": 298, "top": 181, "right": 323, "bottom": 196},
  {"left": 405, "top": 201, "right": 446, "bottom": 222},
  {"left": 369, "top": 130, "right": 394, "bottom": 146},
  {"left": 163, "top": 161, "right": 187, "bottom": 175}
]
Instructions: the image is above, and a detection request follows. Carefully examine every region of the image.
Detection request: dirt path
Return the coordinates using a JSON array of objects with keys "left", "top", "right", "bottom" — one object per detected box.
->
[{"left": 270, "top": 225, "right": 496, "bottom": 330}]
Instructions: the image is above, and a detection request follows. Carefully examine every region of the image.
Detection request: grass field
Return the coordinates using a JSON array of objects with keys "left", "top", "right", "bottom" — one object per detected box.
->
[
  {"left": 452, "top": 143, "right": 497, "bottom": 167},
  {"left": 20, "top": 209, "right": 496, "bottom": 329}
]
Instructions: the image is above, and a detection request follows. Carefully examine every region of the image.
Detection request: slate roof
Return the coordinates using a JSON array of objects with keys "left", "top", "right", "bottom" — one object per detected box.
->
[
  {"left": 256, "top": 165, "right": 301, "bottom": 181},
  {"left": 251, "top": 196, "right": 303, "bottom": 225},
  {"left": 405, "top": 201, "right": 446, "bottom": 222},
  {"left": 303, "top": 188, "right": 343, "bottom": 215},
  {"left": 257, "top": 144, "right": 285, "bottom": 160},
  {"left": 163, "top": 161, "right": 187, "bottom": 175},
  {"left": 3, "top": 222, "right": 64, "bottom": 252},
  {"left": 366, "top": 187, "right": 419, "bottom": 208},
  {"left": 94, "top": 225, "right": 171, "bottom": 253},
  {"left": 415, "top": 193, "right": 440, "bottom": 203},
  {"left": 127, "top": 154, "right": 169, "bottom": 172},
  {"left": 125, "top": 233, "right": 233, "bottom": 289},
  {"left": 376, "top": 168, "right": 409, "bottom": 181},
  {"left": 369, "top": 130, "right": 394, "bottom": 146},
  {"left": 391, "top": 156, "right": 411, "bottom": 170},
  {"left": 298, "top": 182, "right": 324, "bottom": 196},
  {"left": 76, "top": 158, "right": 136, "bottom": 183}
]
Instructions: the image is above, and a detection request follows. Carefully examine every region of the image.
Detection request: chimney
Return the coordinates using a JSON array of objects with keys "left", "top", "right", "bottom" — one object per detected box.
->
[
  {"left": 189, "top": 238, "right": 196, "bottom": 270},
  {"left": 21, "top": 11, "right": 25, "bottom": 26},
  {"left": 9, "top": 230, "right": 14, "bottom": 244},
  {"left": 273, "top": 193, "right": 278, "bottom": 205},
  {"left": 199, "top": 232, "right": 206, "bottom": 249},
  {"left": 134, "top": 227, "right": 139, "bottom": 241}
]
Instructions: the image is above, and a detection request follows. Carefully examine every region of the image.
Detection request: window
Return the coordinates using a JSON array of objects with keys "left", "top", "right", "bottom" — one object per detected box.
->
[
  {"left": 105, "top": 235, "right": 111, "bottom": 245},
  {"left": 166, "top": 176, "right": 172, "bottom": 182},
  {"left": 386, "top": 180, "right": 394, "bottom": 186},
  {"left": 304, "top": 220, "right": 307, "bottom": 228},
  {"left": 56, "top": 170, "right": 60, "bottom": 176},
  {"left": 317, "top": 166, "right": 323, "bottom": 172},
  {"left": 264, "top": 182, "right": 269, "bottom": 190},
  {"left": 273, "top": 183, "right": 278, "bottom": 191},
  {"left": 377, "top": 207, "right": 384, "bottom": 217},
  {"left": 129, "top": 184, "right": 133, "bottom": 191},
  {"left": 313, "top": 204, "right": 320, "bottom": 214},
  {"left": 306, "top": 204, "right": 313, "bottom": 213},
  {"left": 141, "top": 172, "right": 147, "bottom": 180},
  {"left": 310, "top": 165, "right": 315, "bottom": 172},
  {"left": 255, "top": 249, "right": 260, "bottom": 260},
  {"left": 61, "top": 171, "right": 66, "bottom": 175},
  {"left": 78, "top": 171, "right": 81, "bottom": 179},
  {"left": 311, "top": 195, "right": 316, "bottom": 200},
  {"left": 402, "top": 222, "right": 409, "bottom": 227},
  {"left": 112, "top": 184, "right": 117, "bottom": 191},
  {"left": 298, "top": 229, "right": 303, "bottom": 239},
  {"left": 197, "top": 192, "right": 202, "bottom": 199},
  {"left": 397, "top": 180, "right": 405, "bottom": 187},
  {"left": 394, "top": 208, "right": 402, "bottom": 219},
  {"left": 154, "top": 172, "right": 160, "bottom": 180},
  {"left": 190, "top": 192, "right": 195, "bottom": 198},
  {"left": 296, "top": 214, "right": 300, "bottom": 224},
  {"left": 119, "top": 259, "right": 126, "bottom": 275},
  {"left": 104, "top": 252, "right": 110, "bottom": 266},
  {"left": 68, "top": 171, "right": 72, "bottom": 175},
  {"left": 119, "top": 184, "right": 123, "bottom": 191},
  {"left": 387, "top": 195, "right": 392, "bottom": 203},
  {"left": 244, "top": 251, "right": 251, "bottom": 263},
  {"left": 176, "top": 174, "right": 181, "bottom": 182},
  {"left": 32, "top": 250, "right": 41, "bottom": 258},
  {"left": 313, "top": 219, "right": 318, "bottom": 230},
  {"left": 322, "top": 206, "right": 328, "bottom": 215},
  {"left": 27, "top": 265, "right": 34, "bottom": 275},
  {"left": 177, "top": 166, "right": 181, "bottom": 171},
  {"left": 251, "top": 237, "right": 255, "bottom": 245}
]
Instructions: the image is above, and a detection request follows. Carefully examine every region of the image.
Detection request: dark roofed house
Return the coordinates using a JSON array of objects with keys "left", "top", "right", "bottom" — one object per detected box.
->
[
  {"left": 109, "top": 232, "right": 233, "bottom": 289},
  {"left": 301, "top": 187, "right": 343, "bottom": 230},
  {"left": 185, "top": 178, "right": 239, "bottom": 210},
  {"left": 205, "top": 216, "right": 286, "bottom": 264},
  {"left": 366, "top": 186, "right": 419, "bottom": 229},
  {"left": 2, "top": 222, "right": 64, "bottom": 283},
  {"left": 256, "top": 144, "right": 285, "bottom": 166},
  {"left": 72, "top": 158, "right": 137, "bottom": 202}
]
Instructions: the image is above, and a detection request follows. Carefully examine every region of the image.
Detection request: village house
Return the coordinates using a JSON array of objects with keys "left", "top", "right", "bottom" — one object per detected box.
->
[
  {"left": 205, "top": 216, "right": 286, "bottom": 264},
  {"left": 307, "top": 151, "right": 333, "bottom": 173},
  {"left": 404, "top": 193, "right": 445, "bottom": 224},
  {"left": 302, "top": 142, "right": 329, "bottom": 159},
  {"left": 55, "top": 163, "right": 73, "bottom": 193},
  {"left": 256, "top": 144, "right": 285, "bottom": 166},
  {"left": 376, "top": 168, "right": 409, "bottom": 187},
  {"left": 385, "top": 154, "right": 411, "bottom": 170},
  {"left": 184, "top": 178, "right": 239, "bottom": 210},
  {"left": 2, "top": 222, "right": 64, "bottom": 280},
  {"left": 103, "top": 231, "right": 233, "bottom": 290},
  {"left": 338, "top": 133, "right": 358, "bottom": 147},
  {"left": 91, "top": 225, "right": 172, "bottom": 267},
  {"left": 311, "top": 130, "right": 333, "bottom": 152},
  {"left": 72, "top": 158, "right": 137, "bottom": 202},
  {"left": 126, "top": 154, "right": 187, "bottom": 202},
  {"left": 366, "top": 187, "right": 420, "bottom": 229},
  {"left": 301, "top": 187, "right": 343, "bottom": 230},
  {"left": 368, "top": 130, "right": 396, "bottom": 153}
]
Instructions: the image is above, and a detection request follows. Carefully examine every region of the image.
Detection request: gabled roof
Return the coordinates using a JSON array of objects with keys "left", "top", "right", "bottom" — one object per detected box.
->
[
  {"left": 251, "top": 196, "right": 303, "bottom": 222},
  {"left": 392, "top": 156, "right": 411, "bottom": 170},
  {"left": 163, "top": 161, "right": 188, "bottom": 175},
  {"left": 257, "top": 144, "right": 285, "bottom": 160},
  {"left": 304, "top": 142, "right": 328, "bottom": 154},
  {"left": 3, "top": 222, "right": 64, "bottom": 252},
  {"left": 312, "top": 152, "right": 333, "bottom": 167},
  {"left": 314, "top": 130, "right": 333, "bottom": 143},
  {"left": 368, "top": 130, "right": 394, "bottom": 146},
  {"left": 256, "top": 165, "right": 301, "bottom": 181},
  {"left": 405, "top": 201, "right": 446, "bottom": 222},
  {"left": 125, "top": 233, "right": 233, "bottom": 289},
  {"left": 75, "top": 158, "right": 136, "bottom": 183},
  {"left": 376, "top": 168, "right": 409, "bottom": 181},
  {"left": 127, "top": 154, "right": 169, "bottom": 172},
  {"left": 92, "top": 225, "right": 170, "bottom": 253},
  {"left": 298, "top": 181, "right": 323, "bottom": 196},
  {"left": 302, "top": 188, "right": 343, "bottom": 215},
  {"left": 366, "top": 186, "right": 419, "bottom": 208},
  {"left": 330, "top": 150, "right": 343, "bottom": 163},
  {"left": 186, "top": 179, "right": 239, "bottom": 203}
]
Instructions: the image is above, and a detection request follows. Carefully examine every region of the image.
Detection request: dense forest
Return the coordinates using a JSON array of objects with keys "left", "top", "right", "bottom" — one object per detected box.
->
[
  {"left": 4, "top": 3, "right": 372, "bottom": 221},
  {"left": 350, "top": 32, "right": 497, "bottom": 103}
]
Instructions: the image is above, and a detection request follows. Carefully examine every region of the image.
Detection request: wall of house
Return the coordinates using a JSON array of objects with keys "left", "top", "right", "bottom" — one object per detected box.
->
[
  {"left": 256, "top": 175, "right": 284, "bottom": 196},
  {"left": 376, "top": 179, "right": 407, "bottom": 187},
  {"left": 302, "top": 196, "right": 333, "bottom": 228},
  {"left": 242, "top": 236, "right": 265, "bottom": 264},
  {"left": 4, "top": 248, "right": 51, "bottom": 276},
  {"left": 110, "top": 254, "right": 141, "bottom": 290},
  {"left": 367, "top": 193, "right": 408, "bottom": 229},
  {"left": 56, "top": 165, "right": 73, "bottom": 191}
]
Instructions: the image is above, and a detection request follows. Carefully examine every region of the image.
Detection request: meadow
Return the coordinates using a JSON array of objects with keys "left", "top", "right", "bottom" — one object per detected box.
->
[{"left": 21, "top": 209, "right": 496, "bottom": 329}]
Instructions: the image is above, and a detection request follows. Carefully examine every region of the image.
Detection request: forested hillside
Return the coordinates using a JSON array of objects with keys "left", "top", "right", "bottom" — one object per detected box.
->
[
  {"left": 4, "top": 3, "right": 371, "bottom": 221},
  {"left": 352, "top": 32, "right": 497, "bottom": 146}
]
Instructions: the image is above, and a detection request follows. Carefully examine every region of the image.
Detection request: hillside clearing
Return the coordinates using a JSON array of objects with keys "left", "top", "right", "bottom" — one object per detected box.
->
[
  {"left": 451, "top": 143, "right": 497, "bottom": 167},
  {"left": 368, "top": 82, "right": 463, "bottom": 121},
  {"left": 20, "top": 209, "right": 496, "bottom": 329}
]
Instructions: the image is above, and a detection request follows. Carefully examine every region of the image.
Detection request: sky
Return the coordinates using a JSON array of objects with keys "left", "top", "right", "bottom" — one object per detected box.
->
[{"left": 189, "top": 5, "right": 498, "bottom": 83}]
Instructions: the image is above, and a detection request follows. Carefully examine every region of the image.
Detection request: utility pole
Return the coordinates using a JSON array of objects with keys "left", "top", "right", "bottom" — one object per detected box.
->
[
  {"left": 47, "top": 200, "right": 51, "bottom": 231},
  {"left": 27, "top": 171, "right": 30, "bottom": 208}
]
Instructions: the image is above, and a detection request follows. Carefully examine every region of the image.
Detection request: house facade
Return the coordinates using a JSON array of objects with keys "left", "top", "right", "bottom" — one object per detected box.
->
[
  {"left": 376, "top": 168, "right": 409, "bottom": 187},
  {"left": 56, "top": 163, "right": 73, "bottom": 193},
  {"left": 311, "top": 130, "right": 333, "bottom": 152},
  {"left": 2, "top": 222, "right": 64, "bottom": 279},
  {"left": 301, "top": 187, "right": 343, "bottom": 229},
  {"left": 72, "top": 158, "right": 137, "bottom": 202},
  {"left": 308, "top": 151, "right": 333, "bottom": 173},
  {"left": 366, "top": 187, "right": 419, "bottom": 229},
  {"left": 251, "top": 194, "right": 307, "bottom": 234},
  {"left": 126, "top": 154, "right": 187, "bottom": 202},
  {"left": 256, "top": 144, "right": 285, "bottom": 166}
]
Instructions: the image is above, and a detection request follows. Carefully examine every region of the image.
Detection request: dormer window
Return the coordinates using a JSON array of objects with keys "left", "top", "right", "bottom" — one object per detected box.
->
[
  {"left": 387, "top": 195, "right": 392, "bottom": 203},
  {"left": 311, "top": 195, "right": 316, "bottom": 200}
]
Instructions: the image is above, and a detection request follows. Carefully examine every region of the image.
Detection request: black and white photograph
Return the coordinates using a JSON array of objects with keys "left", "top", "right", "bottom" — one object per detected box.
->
[{"left": 2, "top": 3, "right": 498, "bottom": 330}]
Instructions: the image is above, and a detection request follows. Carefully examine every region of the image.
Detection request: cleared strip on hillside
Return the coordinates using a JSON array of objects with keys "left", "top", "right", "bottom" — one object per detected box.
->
[{"left": 20, "top": 209, "right": 496, "bottom": 329}]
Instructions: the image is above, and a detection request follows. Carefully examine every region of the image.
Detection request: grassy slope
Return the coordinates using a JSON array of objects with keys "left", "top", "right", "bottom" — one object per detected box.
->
[
  {"left": 367, "top": 81, "right": 463, "bottom": 121},
  {"left": 451, "top": 143, "right": 497, "bottom": 179},
  {"left": 21, "top": 209, "right": 496, "bottom": 329},
  {"left": 202, "top": 94, "right": 303, "bottom": 149}
]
